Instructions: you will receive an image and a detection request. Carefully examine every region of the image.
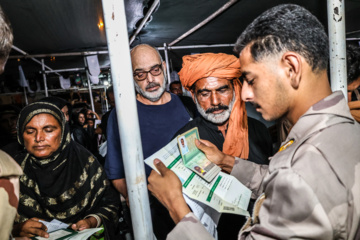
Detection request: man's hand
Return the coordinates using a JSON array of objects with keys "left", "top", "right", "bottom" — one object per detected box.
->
[
  {"left": 195, "top": 139, "right": 235, "bottom": 173},
  {"left": 148, "top": 159, "right": 190, "bottom": 224},
  {"left": 12, "top": 218, "right": 49, "bottom": 238},
  {"left": 71, "top": 216, "right": 97, "bottom": 231}
]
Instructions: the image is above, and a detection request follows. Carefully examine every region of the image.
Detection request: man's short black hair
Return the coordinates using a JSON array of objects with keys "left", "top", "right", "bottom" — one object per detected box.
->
[
  {"left": 346, "top": 43, "right": 360, "bottom": 84},
  {"left": 234, "top": 4, "right": 329, "bottom": 73},
  {"left": 170, "top": 81, "right": 182, "bottom": 89}
]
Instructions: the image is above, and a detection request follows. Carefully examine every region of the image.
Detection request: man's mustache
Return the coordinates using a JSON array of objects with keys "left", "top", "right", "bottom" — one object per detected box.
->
[
  {"left": 146, "top": 82, "right": 160, "bottom": 90},
  {"left": 206, "top": 105, "right": 229, "bottom": 114}
]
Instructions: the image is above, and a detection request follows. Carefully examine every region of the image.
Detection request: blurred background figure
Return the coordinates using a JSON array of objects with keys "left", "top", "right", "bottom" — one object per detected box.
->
[
  {"left": 346, "top": 43, "right": 360, "bottom": 122},
  {"left": 169, "top": 80, "right": 184, "bottom": 96},
  {"left": 71, "top": 110, "right": 90, "bottom": 150},
  {"left": 96, "top": 86, "right": 115, "bottom": 140},
  {"left": 0, "top": 104, "right": 20, "bottom": 148},
  {"left": 169, "top": 81, "right": 198, "bottom": 119}
]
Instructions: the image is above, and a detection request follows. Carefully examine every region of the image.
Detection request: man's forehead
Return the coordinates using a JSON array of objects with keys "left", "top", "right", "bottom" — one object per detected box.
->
[
  {"left": 195, "top": 77, "right": 232, "bottom": 90},
  {"left": 131, "top": 46, "right": 161, "bottom": 70}
]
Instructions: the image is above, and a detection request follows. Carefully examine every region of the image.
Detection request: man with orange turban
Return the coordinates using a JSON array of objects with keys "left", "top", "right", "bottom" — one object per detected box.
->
[{"left": 175, "top": 52, "right": 273, "bottom": 240}]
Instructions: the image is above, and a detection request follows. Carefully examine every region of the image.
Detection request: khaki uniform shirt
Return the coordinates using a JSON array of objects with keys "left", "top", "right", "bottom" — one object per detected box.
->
[
  {"left": 168, "top": 91, "right": 360, "bottom": 240},
  {"left": 0, "top": 150, "right": 23, "bottom": 240}
]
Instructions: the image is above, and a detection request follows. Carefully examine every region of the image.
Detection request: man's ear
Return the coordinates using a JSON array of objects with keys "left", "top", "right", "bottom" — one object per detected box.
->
[{"left": 282, "top": 52, "right": 302, "bottom": 89}]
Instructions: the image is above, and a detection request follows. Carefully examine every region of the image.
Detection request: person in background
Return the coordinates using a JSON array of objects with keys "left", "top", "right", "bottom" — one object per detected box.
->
[
  {"left": 71, "top": 111, "right": 91, "bottom": 150},
  {"left": 85, "top": 108, "right": 100, "bottom": 121},
  {"left": 169, "top": 81, "right": 198, "bottom": 119},
  {"left": 148, "top": 4, "right": 360, "bottom": 239},
  {"left": 105, "top": 44, "right": 190, "bottom": 239},
  {"left": 346, "top": 43, "right": 360, "bottom": 122},
  {"left": 0, "top": 104, "right": 20, "bottom": 148},
  {"left": 169, "top": 81, "right": 184, "bottom": 96},
  {"left": 3, "top": 102, "right": 119, "bottom": 239},
  {"left": 96, "top": 85, "right": 115, "bottom": 140}
]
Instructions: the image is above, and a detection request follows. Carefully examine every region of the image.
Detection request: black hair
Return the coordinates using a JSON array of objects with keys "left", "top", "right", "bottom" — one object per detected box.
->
[
  {"left": 234, "top": 4, "right": 329, "bottom": 72},
  {"left": 170, "top": 81, "right": 182, "bottom": 89},
  {"left": 346, "top": 43, "right": 360, "bottom": 84}
]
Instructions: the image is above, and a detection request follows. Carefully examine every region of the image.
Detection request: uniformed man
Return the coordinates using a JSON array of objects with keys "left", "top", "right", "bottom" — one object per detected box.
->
[{"left": 148, "top": 4, "right": 360, "bottom": 240}]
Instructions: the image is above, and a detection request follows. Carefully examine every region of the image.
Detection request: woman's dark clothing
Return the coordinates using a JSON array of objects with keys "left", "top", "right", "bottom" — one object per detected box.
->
[
  {"left": 5, "top": 102, "right": 120, "bottom": 239},
  {"left": 72, "top": 124, "right": 92, "bottom": 150}
]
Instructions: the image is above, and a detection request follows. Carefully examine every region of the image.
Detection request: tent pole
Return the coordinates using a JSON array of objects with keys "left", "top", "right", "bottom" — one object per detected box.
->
[
  {"left": 11, "top": 46, "right": 61, "bottom": 76},
  {"left": 327, "top": 0, "right": 347, "bottom": 101},
  {"left": 84, "top": 57, "right": 96, "bottom": 112},
  {"left": 129, "top": 0, "right": 160, "bottom": 45},
  {"left": 101, "top": 0, "right": 154, "bottom": 239},
  {"left": 11, "top": 44, "right": 236, "bottom": 60},
  {"left": 41, "top": 59, "right": 49, "bottom": 97},
  {"left": 23, "top": 87, "right": 28, "bottom": 105},
  {"left": 169, "top": 0, "right": 238, "bottom": 46},
  {"left": 104, "top": 86, "right": 109, "bottom": 112},
  {"left": 163, "top": 43, "right": 172, "bottom": 85}
]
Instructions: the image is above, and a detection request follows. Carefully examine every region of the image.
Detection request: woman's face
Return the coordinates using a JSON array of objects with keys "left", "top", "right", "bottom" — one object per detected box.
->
[
  {"left": 23, "top": 113, "right": 62, "bottom": 159},
  {"left": 78, "top": 113, "right": 85, "bottom": 125}
]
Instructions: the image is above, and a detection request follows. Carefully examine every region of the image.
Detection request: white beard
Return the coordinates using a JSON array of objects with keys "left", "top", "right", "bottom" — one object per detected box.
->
[
  {"left": 134, "top": 76, "right": 166, "bottom": 102},
  {"left": 195, "top": 93, "right": 235, "bottom": 124}
]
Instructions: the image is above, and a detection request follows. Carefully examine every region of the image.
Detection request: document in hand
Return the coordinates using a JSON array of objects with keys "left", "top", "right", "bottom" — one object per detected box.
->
[
  {"left": 32, "top": 227, "right": 103, "bottom": 240},
  {"left": 145, "top": 138, "right": 251, "bottom": 216},
  {"left": 177, "top": 127, "right": 221, "bottom": 182}
]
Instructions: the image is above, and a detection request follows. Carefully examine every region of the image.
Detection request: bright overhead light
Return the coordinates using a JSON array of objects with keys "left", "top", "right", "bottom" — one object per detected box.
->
[{"left": 98, "top": 22, "right": 104, "bottom": 29}]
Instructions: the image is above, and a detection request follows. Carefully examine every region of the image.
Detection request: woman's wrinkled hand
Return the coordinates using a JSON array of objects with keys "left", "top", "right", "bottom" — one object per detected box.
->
[
  {"left": 12, "top": 218, "right": 49, "bottom": 238},
  {"left": 71, "top": 217, "right": 97, "bottom": 231}
]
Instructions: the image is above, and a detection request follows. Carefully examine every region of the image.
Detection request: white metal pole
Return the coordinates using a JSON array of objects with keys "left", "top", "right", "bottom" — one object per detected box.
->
[
  {"left": 163, "top": 43, "right": 171, "bottom": 85},
  {"left": 101, "top": 0, "right": 154, "bottom": 239},
  {"left": 41, "top": 59, "right": 49, "bottom": 97},
  {"left": 327, "top": 0, "right": 347, "bottom": 101},
  {"left": 84, "top": 57, "right": 96, "bottom": 112},
  {"left": 104, "top": 86, "right": 109, "bottom": 112}
]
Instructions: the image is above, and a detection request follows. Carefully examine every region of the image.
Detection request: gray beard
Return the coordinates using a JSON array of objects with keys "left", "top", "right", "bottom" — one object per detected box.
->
[
  {"left": 195, "top": 93, "right": 235, "bottom": 124},
  {"left": 134, "top": 76, "right": 166, "bottom": 102}
]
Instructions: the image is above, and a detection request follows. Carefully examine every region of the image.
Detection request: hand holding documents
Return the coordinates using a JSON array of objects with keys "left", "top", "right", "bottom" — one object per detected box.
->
[
  {"left": 177, "top": 127, "right": 221, "bottom": 182},
  {"left": 145, "top": 135, "right": 252, "bottom": 217}
]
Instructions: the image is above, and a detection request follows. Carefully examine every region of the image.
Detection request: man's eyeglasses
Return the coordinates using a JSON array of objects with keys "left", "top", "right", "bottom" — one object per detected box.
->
[{"left": 133, "top": 64, "right": 163, "bottom": 81}]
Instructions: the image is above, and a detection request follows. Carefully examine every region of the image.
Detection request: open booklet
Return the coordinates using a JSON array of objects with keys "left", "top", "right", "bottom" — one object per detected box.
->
[
  {"left": 177, "top": 127, "right": 221, "bottom": 182},
  {"left": 144, "top": 137, "right": 252, "bottom": 217}
]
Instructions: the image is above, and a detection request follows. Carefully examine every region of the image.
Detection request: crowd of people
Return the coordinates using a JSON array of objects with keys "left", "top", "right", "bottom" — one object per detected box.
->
[{"left": 0, "top": 2, "right": 360, "bottom": 240}]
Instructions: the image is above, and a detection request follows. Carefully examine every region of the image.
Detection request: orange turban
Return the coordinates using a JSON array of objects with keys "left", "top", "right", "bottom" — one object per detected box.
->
[{"left": 178, "top": 53, "right": 249, "bottom": 159}]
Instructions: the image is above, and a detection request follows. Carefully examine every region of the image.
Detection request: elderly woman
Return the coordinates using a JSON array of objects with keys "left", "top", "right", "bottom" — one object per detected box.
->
[{"left": 3, "top": 102, "right": 119, "bottom": 239}]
